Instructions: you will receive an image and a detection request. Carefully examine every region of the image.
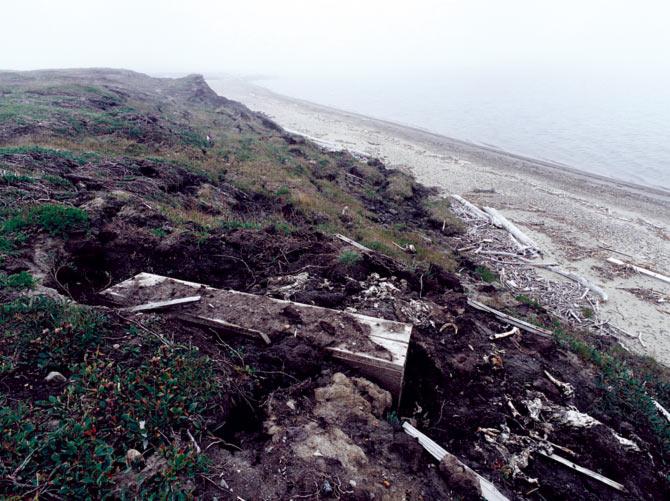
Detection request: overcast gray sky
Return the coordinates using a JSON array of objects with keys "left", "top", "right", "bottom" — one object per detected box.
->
[{"left": 2, "top": 0, "right": 669, "bottom": 77}]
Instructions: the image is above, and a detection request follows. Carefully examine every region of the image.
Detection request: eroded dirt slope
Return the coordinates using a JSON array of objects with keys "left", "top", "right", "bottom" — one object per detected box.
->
[{"left": 0, "top": 69, "right": 668, "bottom": 500}]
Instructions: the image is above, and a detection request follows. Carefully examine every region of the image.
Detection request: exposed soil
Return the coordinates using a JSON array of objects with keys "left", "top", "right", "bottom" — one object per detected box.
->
[{"left": 1, "top": 69, "right": 668, "bottom": 500}]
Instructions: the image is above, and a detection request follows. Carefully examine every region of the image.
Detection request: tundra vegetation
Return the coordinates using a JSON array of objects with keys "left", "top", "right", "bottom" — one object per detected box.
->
[{"left": 0, "top": 69, "right": 667, "bottom": 499}]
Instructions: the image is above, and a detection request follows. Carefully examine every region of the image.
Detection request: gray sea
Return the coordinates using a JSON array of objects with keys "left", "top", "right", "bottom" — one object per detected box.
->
[{"left": 258, "top": 67, "right": 670, "bottom": 190}]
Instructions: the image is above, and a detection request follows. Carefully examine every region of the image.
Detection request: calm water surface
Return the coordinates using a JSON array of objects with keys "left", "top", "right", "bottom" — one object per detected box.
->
[{"left": 259, "top": 68, "right": 670, "bottom": 190}]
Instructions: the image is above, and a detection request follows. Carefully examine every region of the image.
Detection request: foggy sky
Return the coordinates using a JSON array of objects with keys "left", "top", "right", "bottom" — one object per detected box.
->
[{"left": 2, "top": 0, "right": 669, "bottom": 78}]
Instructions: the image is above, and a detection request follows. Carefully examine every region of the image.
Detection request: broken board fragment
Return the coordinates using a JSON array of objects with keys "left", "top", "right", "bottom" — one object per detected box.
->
[
  {"left": 537, "top": 451, "right": 626, "bottom": 492},
  {"left": 101, "top": 273, "right": 412, "bottom": 400},
  {"left": 182, "top": 315, "right": 272, "bottom": 345},
  {"left": 125, "top": 295, "right": 202, "bottom": 313},
  {"left": 467, "top": 299, "right": 552, "bottom": 337},
  {"left": 402, "top": 422, "right": 509, "bottom": 501}
]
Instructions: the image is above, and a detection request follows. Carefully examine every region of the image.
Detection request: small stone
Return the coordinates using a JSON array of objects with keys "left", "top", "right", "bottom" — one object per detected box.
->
[
  {"left": 286, "top": 399, "right": 296, "bottom": 411},
  {"left": 321, "top": 480, "right": 333, "bottom": 496},
  {"left": 113, "top": 343, "right": 120, "bottom": 349},
  {"left": 125, "top": 448, "right": 143, "bottom": 466},
  {"left": 45, "top": 371, "right": 66, "bottom": 383},
  {"left": 349, "top": 480, "right": 357, "bottom": 487}
]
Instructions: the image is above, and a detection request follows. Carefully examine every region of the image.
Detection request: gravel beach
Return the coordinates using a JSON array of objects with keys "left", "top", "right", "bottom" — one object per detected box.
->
[{"left": 208, "top": 76, "right": 670, "bottom": 365}]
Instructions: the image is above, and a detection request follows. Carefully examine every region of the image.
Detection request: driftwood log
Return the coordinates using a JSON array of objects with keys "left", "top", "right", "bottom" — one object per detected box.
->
[
  {"left": 450, "top": 194, "right": 490, "bottom": 221},
  {"left": 482, "top": 206, "right": 540, "bottom": 254},
  {"left": 607, "top": 257, "right": 670, "bottom": 285}
]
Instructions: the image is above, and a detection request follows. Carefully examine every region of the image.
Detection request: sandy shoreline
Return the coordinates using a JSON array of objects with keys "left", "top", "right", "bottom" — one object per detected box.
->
[{"left": 207, "top": 76, "right": 670, "bottom": 364}]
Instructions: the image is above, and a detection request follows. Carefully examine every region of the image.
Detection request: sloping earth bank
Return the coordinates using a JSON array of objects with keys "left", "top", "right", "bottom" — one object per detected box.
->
[{"left": 0, "top": 70, "right": 668, "bottom": 499}]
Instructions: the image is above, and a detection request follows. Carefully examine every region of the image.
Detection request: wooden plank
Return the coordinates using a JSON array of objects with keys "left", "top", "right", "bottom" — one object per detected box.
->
[
  {"left": 653, "top": 399, "right": 670, "bottom": 423},
  {"left": 181, "top": 314, "right": 272, "bottom": 345},
  {"left": 467, "top": 299, "right": 553, "bottom": 337},
  {"left": 101, "top": 273, "right": 412, "bottom": 400},
  {"left": 538, "top": 451, "right": 626, "bottom": 492},
  {"left": 402, "top": 422, "right": 510, "bottom": 501},
  {"left": 607, "top": 257, "right": 670, "bottom": 285},
  {"left": 101, "top": 272, "right": 213, "bottom": 301},
  {"left": 125, "top": 296, "right": 202, "bottom": 313},
  {"left": 334, "top": 233, "right": 373, "bottom": 253}
]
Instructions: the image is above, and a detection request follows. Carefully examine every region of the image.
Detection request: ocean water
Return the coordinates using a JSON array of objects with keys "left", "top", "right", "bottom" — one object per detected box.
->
[{"left": 258, "top": 68, "right": 670, "bottom": 190}]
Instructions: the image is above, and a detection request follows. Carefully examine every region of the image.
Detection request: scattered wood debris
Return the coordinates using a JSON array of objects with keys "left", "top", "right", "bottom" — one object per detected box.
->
[
  {"left": 607, "top": 257, "right": 670, "bottom": 285},
  {"left": 402, "top": 422, "right": 510, "bottom": 501},
  {"left": 447, "top": 195, "right": 637, "bottom": 345},
  {"left": 482, "top": 206, "right": 541, "bottom": 254}
]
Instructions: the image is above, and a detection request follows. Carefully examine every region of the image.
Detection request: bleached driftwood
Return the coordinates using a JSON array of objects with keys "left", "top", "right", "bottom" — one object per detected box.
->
[
  {"left": 607, "top": 257, "right": 670, "bottom": 285},
  {"left": 125, "top": 296, "right": 202, "bottom": 313},
  {"left": 450, "top": 194, "right": 490, "bottom": 221},
  {"left": 545, "top": 267, "right": 608, "bottom": 302},
  {"left": 482, "top": 207, "right": 540, "bottom": 253},
  {"left": 653, "top": 399, "right": 670, "bottom": 423},
  {"left": 403, "top": 422, "right": 509, "bottom": 501},
  {"left": 467, "top": 299, "right": 553, "bottom": 338},
  {"left": 538, "top": 451, "right": 626, "bottom": 492},
  {"left": 334, "top": 233, "right": 373, "bottom": 253}
]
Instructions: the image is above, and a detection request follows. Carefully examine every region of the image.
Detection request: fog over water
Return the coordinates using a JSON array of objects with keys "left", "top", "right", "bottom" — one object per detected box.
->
[
  {"left": 258, "top": 67, "right": 670, "bottom": 189},
  {"left": 2, "top": 0, "right": 669, "bottom": 188}
]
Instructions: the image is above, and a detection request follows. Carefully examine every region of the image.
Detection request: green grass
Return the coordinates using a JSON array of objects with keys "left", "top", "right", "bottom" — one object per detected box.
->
[
  {"left": 1, "top": 204, "right": 89, "bottom": 237},
  {"left": 338, "top": 250, "right": 362, "bottom": 266},
  {"left": 275, "top": 185, "right": 290, "bottom": 197},
  {"left": 220, "top": 220, "right": 262, "bottom": 232},
  {"left": 0, "top": 173, "right": 35, "bottom": 184},
  {"left": 515, "top": 294, "right": 542, "bottom": 309},
  {"left": 475, "top": 265, "right": 498, "bottom": 283},
  {"left": 151, "top": 227, "right": 168, "bottom": 238},
  {"left": 178, "top": 129, "right": 209, "bottom": 149},
  {"left": 0, "top": 271, "right": 36, "bottom": 290},
  {"left": 0, "top": 145, "right": 98, "bottom": 165},
  {"left": 552, "top": 324, "right": 670, "bottom": 456},
  {"left": 272, "top": 221, "right": 295, "bottom": 235},
  {"left": 43, "top": 174, "right": 74, "bottom": 188}
]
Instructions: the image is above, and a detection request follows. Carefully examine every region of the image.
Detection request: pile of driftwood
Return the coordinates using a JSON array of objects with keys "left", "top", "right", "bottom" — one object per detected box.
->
[{"left": 447, "top": 195, "right": 647, "bottom": 346}]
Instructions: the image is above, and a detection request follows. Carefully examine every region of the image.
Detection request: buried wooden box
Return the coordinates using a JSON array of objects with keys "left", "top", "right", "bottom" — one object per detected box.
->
[{"left": 101, "top": 273, "right": 412, "bottom": 400}]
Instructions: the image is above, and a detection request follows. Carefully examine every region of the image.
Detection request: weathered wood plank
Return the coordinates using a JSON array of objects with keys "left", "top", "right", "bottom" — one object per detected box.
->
[
  {"left": 182, "top": 314, "right": 272, "bottom": 345},
  {"left": 125, "top": 296, "right": 202, "bottom": 313},
  {"left": 403, "top": 422, "right": 510, "bottom": 501},
  {"left": 334, "top": 233, "right": 373, "bottom": 253},
  {"left": 607, "top": 257, "right": 670, "bottom": 285},
  {"left": 538, "top": 451, "right": 626, "bottom": 492},
  {"left": 467, "top": 299, "right": 553, "bottom": 337}
]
